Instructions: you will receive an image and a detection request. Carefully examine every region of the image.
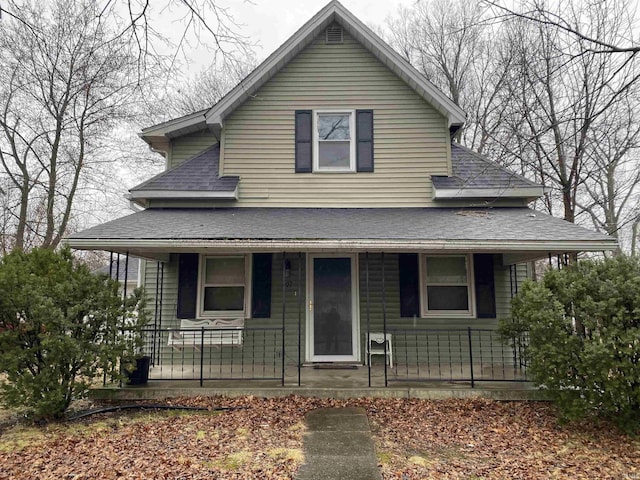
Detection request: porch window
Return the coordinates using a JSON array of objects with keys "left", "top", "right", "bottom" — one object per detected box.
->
[
  {"left": 199, "top": 255, "right": 248, "bottom": 317},
  {"left": 313, "top": 110, "right": 356, "bottom": 172},
  {"left": 421, "top": 255, "right": 474, "bottom": 316}
]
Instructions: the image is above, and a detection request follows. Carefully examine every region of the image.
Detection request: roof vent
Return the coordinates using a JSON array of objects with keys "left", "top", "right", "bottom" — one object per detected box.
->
[{"left": 326, "top": 24, "right": 343, "bottom": 44}]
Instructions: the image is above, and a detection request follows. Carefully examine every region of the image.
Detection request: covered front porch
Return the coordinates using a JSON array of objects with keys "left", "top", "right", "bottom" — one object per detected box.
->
[
  {"left": 68, "top": 207, "right": 616, "bottom": 391},
  {"left": 105, "top": 248, "right": 533, "bottom": 389}
]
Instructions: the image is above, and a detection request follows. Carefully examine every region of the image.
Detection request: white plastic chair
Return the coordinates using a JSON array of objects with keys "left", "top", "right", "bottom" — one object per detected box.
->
[{"left": 367, "top": 333, "right": 393, "bottom": 368}]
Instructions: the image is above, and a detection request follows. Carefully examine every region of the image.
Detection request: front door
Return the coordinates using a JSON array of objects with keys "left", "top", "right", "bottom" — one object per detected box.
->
[{"left": 308, "top": 255, "right": 358, "bottom": 362}]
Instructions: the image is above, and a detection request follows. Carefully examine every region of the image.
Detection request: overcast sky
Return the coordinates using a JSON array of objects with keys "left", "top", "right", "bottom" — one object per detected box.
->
[
  {"left": 165, "top": 0, "right": 414, "bottom": 74},
  {"left": 227, "top": 0, "right": 412, "bottom": 57}
]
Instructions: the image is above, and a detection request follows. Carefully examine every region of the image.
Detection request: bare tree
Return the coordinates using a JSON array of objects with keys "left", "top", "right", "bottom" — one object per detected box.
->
[
  {"left": 150, "top": 54, "right": 257, "bottom": 121},
  {"left": 385, "top": 0, "right": 522, "bottom": 161},
  {"left": 0, "top": 1, "right": 148, "bottom": 250},
  {"left": 577, "top": 99, "right": 640, "bottom": 247},
  {"left": 386, "top": 0, "right": 484, "bottom": 142},
  {"left": 501, "top": 0, "right": 640, "bottom": 224},
  {"left": 484, "top": 0, "right": 640, "bottom": 54},
  {"left": 385, "top": 0, "right": 640, "bottom": 253},
  {"left": 0, "top": 0, "right": 252, "bottom": 253}
]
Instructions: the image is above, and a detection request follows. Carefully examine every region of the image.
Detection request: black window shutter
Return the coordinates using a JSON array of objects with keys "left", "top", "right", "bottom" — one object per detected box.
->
[
  {"left": 177, "top": 253, "right": 199, "bottom": 319},
  {"left": 399, "top": 253, "right": 420, "bottom": 317},
  {"left": 356, "top": 109, "right": 374, "bottom": 172},
  {"left": 295, "top": 110, "right": 312, "bottom": 173},
  {"left": 474, "top": 254, "right": 496, "bottom": 318},
  {"left": 251, "top": 253, "right": 272, "bottom": 318}
]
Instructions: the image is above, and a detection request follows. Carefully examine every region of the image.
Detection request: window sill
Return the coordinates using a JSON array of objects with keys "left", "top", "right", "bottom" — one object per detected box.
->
[{"left": 421, "top": 312, "right": 475, "bottom": 319}]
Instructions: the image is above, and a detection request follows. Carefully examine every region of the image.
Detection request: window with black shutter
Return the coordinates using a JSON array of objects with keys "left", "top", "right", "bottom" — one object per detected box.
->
[{"left": 295, "top": 109, "right": 374, "bottom": 173}]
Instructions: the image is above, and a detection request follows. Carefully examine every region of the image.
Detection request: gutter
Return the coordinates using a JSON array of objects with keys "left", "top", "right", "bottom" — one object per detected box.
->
[{"left": 66, "top": 238, "right": 618, "bottom": 253}]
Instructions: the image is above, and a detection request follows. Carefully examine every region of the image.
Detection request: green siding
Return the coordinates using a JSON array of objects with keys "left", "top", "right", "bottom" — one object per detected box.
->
[
  {"left": 141, "top": 253, "right": 527, "bottom": 369},
  {"left": 218, "top": 31, "right": 451, "bottom": 207},
  {"left": 169, "top": 130, "right": 219, "bottom": 169}
]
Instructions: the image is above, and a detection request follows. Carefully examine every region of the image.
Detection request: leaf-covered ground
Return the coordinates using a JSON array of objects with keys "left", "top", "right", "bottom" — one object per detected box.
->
[{"left": 0, "top": 396, "right": 638, "bottom": 479}]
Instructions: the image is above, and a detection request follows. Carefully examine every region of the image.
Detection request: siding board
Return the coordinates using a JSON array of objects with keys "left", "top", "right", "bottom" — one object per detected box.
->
[
  {"left": 219, "top": 32, "right": 449, "bottom": 207},
  {"left": 141, "top": 253, "right": 525, "bottom": 368}
]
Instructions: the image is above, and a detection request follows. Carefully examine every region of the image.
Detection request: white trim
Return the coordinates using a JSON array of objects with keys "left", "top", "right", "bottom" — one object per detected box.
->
[
  {"left": 196, "top": 254, "right": 252, "bottom": 319},
  {"left": 312, "top": 110, "right": 356, "bottom": 173},
  {"left": 140, "top": 110, "right": 208, "bottom": 139},
  {"left": 433, "top": 186, "right": 544, "bottom": 199},
  {"left": 67, "top": 238, "right": 618, "bottom": 254},
  {"left": 306, "top": 253, "right": 360, "bottom": 362},
  {"left": 127, "top": 188, "right": 238, "bottom": 204},
  {"left": 419, "top": 254, "right": 476, "bottom": 318}
]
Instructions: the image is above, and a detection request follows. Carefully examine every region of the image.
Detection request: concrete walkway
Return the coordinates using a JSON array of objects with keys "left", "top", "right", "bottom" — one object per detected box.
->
[{"left": 296, "top": 407, "right": 382, "bottom": 480}]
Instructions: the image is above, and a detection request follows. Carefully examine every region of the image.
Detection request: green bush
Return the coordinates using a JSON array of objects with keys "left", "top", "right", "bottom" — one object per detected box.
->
[
  {"left": 0, "top": 247, "right": 147, "bottom": 420},
  {"left": 503, "top": 255, "right": 640, "bottom": 432}
]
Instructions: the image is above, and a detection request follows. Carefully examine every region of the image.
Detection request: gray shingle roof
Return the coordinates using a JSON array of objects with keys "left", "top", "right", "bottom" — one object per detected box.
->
[
  {"left": 93, "top": 257, "right": 139, "bottom": 280},
  {"left": 130, "top": 144, "right": 238, "bottom": 192},
  {"left": 432, "top": 144, "right": 540, "bottom": 191},
  {"left": 69, "top": 207, "right": 611, "bottom": 244}
]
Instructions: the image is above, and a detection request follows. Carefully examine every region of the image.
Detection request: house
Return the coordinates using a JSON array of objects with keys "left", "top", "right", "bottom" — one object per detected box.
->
[
  {"left": 93, "top": 256, "right": 140, "bottom": 295},
  {"left": 67, "top": 1, "right": 616, "bottom": 387}
]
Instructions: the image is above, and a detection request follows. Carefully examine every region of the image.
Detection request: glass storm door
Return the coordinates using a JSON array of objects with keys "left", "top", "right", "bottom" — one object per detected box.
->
[{"left": 308, "top": 255, "right": 358, "bottom": 362}]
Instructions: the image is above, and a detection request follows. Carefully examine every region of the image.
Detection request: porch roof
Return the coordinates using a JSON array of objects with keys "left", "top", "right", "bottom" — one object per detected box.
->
[{"left": 67, "top": 207, "right": 616, "bottom": 260}]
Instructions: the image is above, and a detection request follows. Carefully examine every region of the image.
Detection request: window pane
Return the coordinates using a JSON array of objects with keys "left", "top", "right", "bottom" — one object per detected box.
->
[
  {"left": 319, "top": 142, "right": 350, "bottom": 168},
  {"left": 427, "top": 286, "right": 469, "bottom": 310},
  {"left": 317, "top": 114, "right": 350, "bottom": 140},
  {"left": 204, "top": 287, "right": 245, "bottom": 311},
  {"left": 205, "top": 257, "right": 244, "bottom": 285},
  {"left": 426, "top": 257, "right": 467, "bottom": 284}
]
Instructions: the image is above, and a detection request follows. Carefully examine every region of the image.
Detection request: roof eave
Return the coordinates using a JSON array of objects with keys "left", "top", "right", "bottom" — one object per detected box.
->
[
  {"left": 125, "top": 187, "right": 238, "bottom": 207},
  {"left": 139, "top": 111, "right": 212, "bottom": 152},
  {"left": 66, "top": 238, "right": 618, "bottom": 254},
  {"left": 432, "top": 186, "right": 545, "bottom": 200}
]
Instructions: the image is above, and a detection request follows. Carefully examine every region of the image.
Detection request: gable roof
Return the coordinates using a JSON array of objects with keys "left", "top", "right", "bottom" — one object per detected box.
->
[
  {"left": 140, "top": 1, "right": 465, "bottom": 149},
  {"left": 432, "top": 144, "right": 544, "bottom": 200},
  {"left": 127, "top": 144, "right": 238, "bottom": 206}
]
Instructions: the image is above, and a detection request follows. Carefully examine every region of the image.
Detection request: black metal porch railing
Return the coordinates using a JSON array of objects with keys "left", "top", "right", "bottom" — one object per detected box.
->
[
  {"left": 139, "top": 326, "right": 285, "bottom": 386},
  {"left": 121, "top": 326, "right": 527, "bottom": 387},
  {"left": 385, "top": 327, "right": 529, "bottom": 387}
]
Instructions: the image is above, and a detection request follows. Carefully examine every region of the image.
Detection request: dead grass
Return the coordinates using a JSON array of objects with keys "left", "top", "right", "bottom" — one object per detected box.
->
[{"left": 0, "top": 396, "right": 638, "bottom": 479}]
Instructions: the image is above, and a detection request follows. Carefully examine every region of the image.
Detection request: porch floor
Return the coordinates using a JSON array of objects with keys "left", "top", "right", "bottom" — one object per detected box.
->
[{"left": 93, "top": 365, "right": 542, "bottom": 402}]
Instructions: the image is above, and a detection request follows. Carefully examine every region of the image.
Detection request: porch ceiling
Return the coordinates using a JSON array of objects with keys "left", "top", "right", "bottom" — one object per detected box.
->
[{"left": 66, "top": 207, "right": 616, "bottom": 260}]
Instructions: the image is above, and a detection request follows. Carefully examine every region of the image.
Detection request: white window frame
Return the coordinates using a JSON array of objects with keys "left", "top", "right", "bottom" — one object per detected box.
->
[
  {"left": 197, "top": 254, "right": 252, "bottom": 319},
  {"left": 419, "top": 254, "right": 475, "bottom": 318},
  {"left": 312, "top": 109, "right": 356, "bottom": 173}
]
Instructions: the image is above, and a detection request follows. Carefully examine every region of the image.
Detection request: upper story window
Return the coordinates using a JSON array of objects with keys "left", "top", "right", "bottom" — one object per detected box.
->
[
  {"left": 314, "top": 111, "right": 355, "bottom": 172},
  {"left": 295, "top": 109, "right": 373, "bottom": 174},
  {"left": 420, "top": 254, "right": 474, "bottom": 317}
]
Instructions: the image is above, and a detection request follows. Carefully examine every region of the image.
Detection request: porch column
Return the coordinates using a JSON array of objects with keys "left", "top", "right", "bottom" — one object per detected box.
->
[
  {"left": 365, "top": 252, "right": 371, "bottom": 388},
  {"left": 382, "top": 252, "right": 388, "bottom": 387},
  {"left": 281, "top": 252, "right": 286, "bottom": 387},
  {"left": 297, "top": 252, "right": 302, "bottom": 387},
  {"left": 115, "top": 253, "right": 120, "bottom": 282},
  {"left": 155, "top": 261, "right": 164, "bottom": 367},
  {"left": 122, "top": 252, "right": 129, "bottom": 299},
  {"left": 104, "top": 251, "right": 114, "bottom": 386},
  {"left": 152, "top": 261, "right": 160, "bottom": 365}
]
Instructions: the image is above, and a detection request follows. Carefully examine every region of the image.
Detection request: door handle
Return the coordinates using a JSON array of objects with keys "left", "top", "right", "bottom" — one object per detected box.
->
[{"left": 309, "top": 300, "right": 313, "bottom": 311}]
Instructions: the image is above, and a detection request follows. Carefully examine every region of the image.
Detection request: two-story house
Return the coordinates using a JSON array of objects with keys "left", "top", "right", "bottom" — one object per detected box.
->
[{"left": 68, "top": 1, "right": 616, "bottom": 388}]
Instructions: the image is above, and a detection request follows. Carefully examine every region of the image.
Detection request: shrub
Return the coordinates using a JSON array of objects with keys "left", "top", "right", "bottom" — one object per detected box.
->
[
  {"left": 0, "top": 247, "right": 147, "bottom": 420},
  {"left": 503, "top": 255, "right": 640, "bottom": 432}
]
